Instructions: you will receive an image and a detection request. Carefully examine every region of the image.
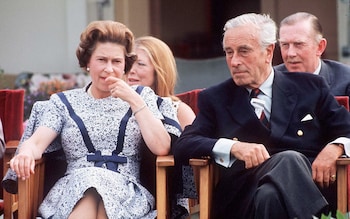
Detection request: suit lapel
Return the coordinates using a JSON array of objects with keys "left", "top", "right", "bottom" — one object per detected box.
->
[
  {"left": 270, "top": 71, "right": 298, "bottom": 139},
  {"left": 319, "top": 60, "right": 333, "bottom": 88},
  {"left": 225, "top": 82, "right": 270, "bottom": 134},
  {"left": 226, "top": 84, "right": 258, "bottom": 126},
  {"left": 224, "top": 72, "right": 299, "bottom": 139}
]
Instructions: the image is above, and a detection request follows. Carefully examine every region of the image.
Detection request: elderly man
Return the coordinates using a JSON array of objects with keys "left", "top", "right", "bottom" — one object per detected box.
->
[
  {"left": 275, "top": 12, "right": 350, "bottom": 98},
  {"left": 174, "top": 13, "right": 350, "bottom": 219}
]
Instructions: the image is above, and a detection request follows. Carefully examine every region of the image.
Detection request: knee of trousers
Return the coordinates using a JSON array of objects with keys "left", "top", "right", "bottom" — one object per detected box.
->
[
  {"left": 269, "top": 150, "right": 312, "bottom": 173},
  {"left": 273, "top": 150, "right": 310, "bottom": 164}
]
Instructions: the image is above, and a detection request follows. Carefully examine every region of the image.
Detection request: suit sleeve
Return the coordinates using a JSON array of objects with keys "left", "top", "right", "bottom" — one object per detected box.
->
[{"left": 173, "top": 90, "right": 219, "bottom": 164}]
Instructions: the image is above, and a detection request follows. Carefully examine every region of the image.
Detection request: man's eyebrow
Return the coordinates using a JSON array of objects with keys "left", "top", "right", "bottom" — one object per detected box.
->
[
  {"left": 278, "top": 40, "right": 305, "bottom": 44},
  {"left": 238, "top": 45, "right": 252, "bottom": 50}
]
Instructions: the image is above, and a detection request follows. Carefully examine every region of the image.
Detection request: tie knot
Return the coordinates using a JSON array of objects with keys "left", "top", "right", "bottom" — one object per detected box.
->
[{"left": 250, "top": 88, "right": 261, "bottom": 98}]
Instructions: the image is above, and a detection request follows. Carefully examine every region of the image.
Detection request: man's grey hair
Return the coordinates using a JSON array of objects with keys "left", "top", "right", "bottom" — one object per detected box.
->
[{"left": 223, "top": 13, "right": 277, "bottom": 49}]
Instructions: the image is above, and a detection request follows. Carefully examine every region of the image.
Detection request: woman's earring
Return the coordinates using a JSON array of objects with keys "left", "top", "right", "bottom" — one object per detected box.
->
[{"left": 87, "top": 67, "right": 90, "bottom": 72}]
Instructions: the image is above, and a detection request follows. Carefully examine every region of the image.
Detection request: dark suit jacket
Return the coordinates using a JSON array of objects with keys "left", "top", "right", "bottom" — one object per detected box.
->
[
  {"left": 174, "top": 70, "right": 350, "bottom": 164},
  {"left": 274, "top": 59, "right": 350, "bottom": 98}
]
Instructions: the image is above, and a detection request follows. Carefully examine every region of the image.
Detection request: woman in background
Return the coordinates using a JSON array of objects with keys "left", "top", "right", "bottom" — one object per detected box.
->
[
  {"left": 126, "top": 36, "right": 196, "bottom": 218},
  {"left": 127, "top": 36, "right": 195, "bottom": 130}
]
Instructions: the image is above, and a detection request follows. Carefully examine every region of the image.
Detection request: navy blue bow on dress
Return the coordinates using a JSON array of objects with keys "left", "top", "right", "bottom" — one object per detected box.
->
[{"left": 87, "top": 150, "right": 127, "bottom": 172}]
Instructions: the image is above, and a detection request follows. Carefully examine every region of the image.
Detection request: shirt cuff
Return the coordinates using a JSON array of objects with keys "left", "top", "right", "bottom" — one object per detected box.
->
[
  {"left": 212, "top": 138, "right": 237, "bottom": 167},
  {"left": 329, "top": 137, "right": 350, "bottom": 157}
]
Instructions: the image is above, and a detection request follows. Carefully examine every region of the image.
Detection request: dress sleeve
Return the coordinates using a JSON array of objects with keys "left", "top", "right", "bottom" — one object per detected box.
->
[
  {"left": 39, "top": 95, "right": 65, "bottom": 134},
  {"left": 36, "top": 95, "right": 66, "bottom": 153},
  {"left": 137, "top": 86, "right": 163, "bottom": 119},
  {"left": 157, "top": 97, "right": 182, "bottom": 137},
  {"left": 138, "top": 86, "right": 181, "bottom": 137}
]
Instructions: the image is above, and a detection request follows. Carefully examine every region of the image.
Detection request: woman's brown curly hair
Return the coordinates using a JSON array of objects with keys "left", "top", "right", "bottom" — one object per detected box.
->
[{"left": 76, "top": 20, "right": 137, "bottom": 72}]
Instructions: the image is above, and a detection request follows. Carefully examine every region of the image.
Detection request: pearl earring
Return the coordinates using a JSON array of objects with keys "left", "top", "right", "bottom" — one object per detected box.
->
[{"left": 87, "top": 67, "right": 90, "bottom": 72}]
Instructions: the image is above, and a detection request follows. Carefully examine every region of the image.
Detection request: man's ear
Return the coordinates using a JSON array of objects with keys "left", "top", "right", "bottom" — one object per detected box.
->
[
  {"left": 316, "top": 38, "right": 327, "bottom": 57},
  {"left": 266, "top": 43, "right": 275, "bottom": 63}
]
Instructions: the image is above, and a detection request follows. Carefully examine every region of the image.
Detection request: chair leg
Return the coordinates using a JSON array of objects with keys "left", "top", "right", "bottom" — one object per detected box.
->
[
  {"left": 156, "top": 165, "right": 168, "bottom": 219},
  {"left": 199, "top": 163, "right": 212, "bottom": 219}
]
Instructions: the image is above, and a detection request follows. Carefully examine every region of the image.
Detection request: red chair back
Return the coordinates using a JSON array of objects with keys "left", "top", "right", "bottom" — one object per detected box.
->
[
  {"left": 0, "top": 89, "right": 25, "bottom": 142},
  {"left": 176, "top": 89, "right": 202, "bottom": 115}
]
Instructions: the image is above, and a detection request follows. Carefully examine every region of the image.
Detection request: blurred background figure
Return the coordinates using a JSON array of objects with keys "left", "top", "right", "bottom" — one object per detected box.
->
[
  {"left": 126, "top": 36, "right": 196, "bottom": 218},
  {"left": 127, "top": 36, "right": 195, "bottom": 130}
]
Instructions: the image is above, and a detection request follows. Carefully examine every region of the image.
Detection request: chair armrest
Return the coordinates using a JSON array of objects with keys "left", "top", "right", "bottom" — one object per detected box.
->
[
  {"left": 336, "top": 157, "right": 350, "bottom": 166},
  {"left": 156, "top": 155, "right": 175, "bottom": 167},
  {"left": 5, "top": 140, "right": 19, "bottom": 154},
  {"left": 3, "top": 140, "right": 20, "bottom": 175},
  {"left": 189, "top": 157, "right": 210, "bottom": 166},
  {"left": 18, "top": 158, "right": 46, "bottom": 219}
]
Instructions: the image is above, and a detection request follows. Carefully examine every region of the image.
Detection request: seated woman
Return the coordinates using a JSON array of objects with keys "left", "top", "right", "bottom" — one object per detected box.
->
[
  {"left": 9, "top": 21, "right": 181, "bottom": 219},
  {"left": 126, "top": 36, "right": 196, "bottom": 217}
]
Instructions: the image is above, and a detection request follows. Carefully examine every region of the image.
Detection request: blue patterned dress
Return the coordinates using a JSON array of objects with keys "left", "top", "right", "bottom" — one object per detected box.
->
[{"left": 35, "top": 86, "right": 180, "bottom": 219}]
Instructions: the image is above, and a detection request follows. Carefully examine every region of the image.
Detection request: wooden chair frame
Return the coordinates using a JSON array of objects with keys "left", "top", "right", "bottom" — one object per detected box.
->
[
  {"left": 336, "top": 158, "right": 350, "bottom": 214},
  {"left": 3, "top": 141, "right": 19, "bottom": 219},
  {"left": 156, "top": 155, "right": 175, "bottom": 219}
]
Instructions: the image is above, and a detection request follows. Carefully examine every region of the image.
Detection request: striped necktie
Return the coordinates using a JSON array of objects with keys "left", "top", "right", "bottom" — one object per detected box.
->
[{"left": 250, "top": 88, "right": 269, "bottom": 128}]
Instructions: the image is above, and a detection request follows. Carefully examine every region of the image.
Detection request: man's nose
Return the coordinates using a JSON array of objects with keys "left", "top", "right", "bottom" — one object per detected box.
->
[
  {"left": 286, "top": 45, "right": 297, "bottom": 57},
  {"left": 229, "top": 54, "right": 241, "bottom": 67}
]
